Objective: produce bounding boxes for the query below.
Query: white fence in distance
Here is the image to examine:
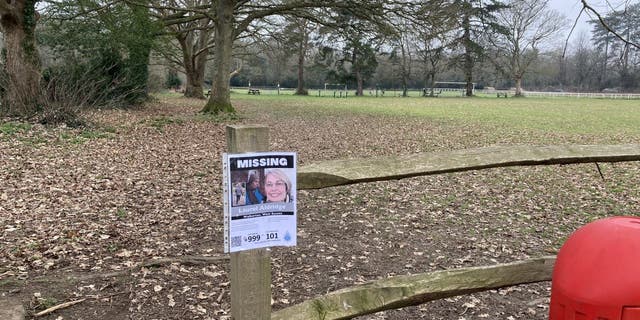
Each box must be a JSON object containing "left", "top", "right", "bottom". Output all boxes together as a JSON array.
[
  {"left": 230, "top": 86, "right": 640, "bottom": 99},
  {"left": 482, "top": 89, "right": 640, "bottom": 100}
]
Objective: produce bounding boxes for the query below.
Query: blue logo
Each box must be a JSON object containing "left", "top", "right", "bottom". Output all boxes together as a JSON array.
[{"left": 284, "top": 232, "right": 292, "bottom": 242}]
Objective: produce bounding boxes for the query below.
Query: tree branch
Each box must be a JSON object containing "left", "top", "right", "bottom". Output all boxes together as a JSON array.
[
  {"left": 581, "top": 0, "right": 640, "bottom": 50},
  {"left": 34, "top": 299, "right": 86, "bottom": 317},
  {"left": 562, "top": 7, "right": 586, "bottom": 58}
]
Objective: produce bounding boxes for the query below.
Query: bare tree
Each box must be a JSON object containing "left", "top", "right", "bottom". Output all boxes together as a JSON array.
[
  {"left": 570, "top": 32, "right": 599, "bottom": 90},
  {"left": 418, "top": 36, "right": 447, "bottom": 96},
  {"left": 159, "top": 0, "right": 213, "bottom": 99},
  {"left": 135, "top": 0, "right": 362, "bottom": 108},
  {"left": 392, "top": 12, "right": 449, "bottom": 97},
  {"left": 290, "top": 18, "right": 317, "bottom": 95},
  {"left": 390, "top": 19, "right": 414, "bottom": 97},
  {"left": 487, "top": 0, "right": 565, "bottom": 96},
  {"left": 197, "top": 1, "right": 409, "bottom": 114},
  {"left": 408, "top": 1, "right": 455, "bottom": 96}
]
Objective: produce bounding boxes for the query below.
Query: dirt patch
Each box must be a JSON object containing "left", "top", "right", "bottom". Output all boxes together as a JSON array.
[{"left": 2, "top": 96, "right": 640, "bottom": 319}]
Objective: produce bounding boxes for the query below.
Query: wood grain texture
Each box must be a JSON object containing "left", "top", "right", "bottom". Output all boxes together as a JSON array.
[
  {"left": 272, "top": 256, "right": 556, "bottom": 320},
  {"left": 298, "top": 144, "right": 640, "bottom": 189},
  {"left": 226, "top": 125, "right": 271, "bottom": 320}
]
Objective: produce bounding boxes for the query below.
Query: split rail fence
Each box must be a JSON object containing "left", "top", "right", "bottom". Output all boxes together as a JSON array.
[{"left": 227, "top": 126, "right": 640, "bottom": 320}]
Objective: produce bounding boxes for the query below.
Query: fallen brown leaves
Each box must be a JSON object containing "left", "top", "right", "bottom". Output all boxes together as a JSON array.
[{"left": 1, "top": 95, "right": 640, "bottom": 319}]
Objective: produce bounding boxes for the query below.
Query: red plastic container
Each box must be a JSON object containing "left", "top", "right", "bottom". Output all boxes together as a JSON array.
[{"left": 549, "top": 216, "right": 640, "bottom": 320}]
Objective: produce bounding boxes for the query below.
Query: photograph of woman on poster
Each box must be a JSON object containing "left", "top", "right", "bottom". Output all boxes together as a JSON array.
[
  {"left": 245, "top": 170, "right": 265, "bottom": 205},
  {"left": 264, "top": 169, "right": 293, "bottom": 203}
]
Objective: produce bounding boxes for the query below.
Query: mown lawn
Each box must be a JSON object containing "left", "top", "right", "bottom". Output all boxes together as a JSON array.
[{"left": 232, "top": 93, "right": 640, "bottom": 136}]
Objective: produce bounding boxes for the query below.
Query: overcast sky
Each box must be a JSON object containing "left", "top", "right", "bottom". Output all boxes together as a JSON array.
[{"left": 549, "top": 0, "right": 594, "bottom": 38}]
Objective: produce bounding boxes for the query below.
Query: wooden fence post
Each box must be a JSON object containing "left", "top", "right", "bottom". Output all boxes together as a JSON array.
[{"left": 226, "top": 125, "right": 271, "bottom": 320}]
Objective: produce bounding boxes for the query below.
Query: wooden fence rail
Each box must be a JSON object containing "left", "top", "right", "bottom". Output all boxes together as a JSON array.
[
  {"left": 298, "top": 144, "right": 640, "bottom": 189},
  {"left": 272, "top": 256, "right": 556, "bottom": 320},
  {"left": 271, "top": 144, "right": 640, "bottom": 320},
  {"left": 269, "top": 144, "right": 640, "bottom": 319}
]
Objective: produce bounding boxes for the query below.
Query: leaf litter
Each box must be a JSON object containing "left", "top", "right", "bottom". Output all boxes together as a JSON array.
[{"left": 1, "top": 96, "right": 640, "bottom": 319}]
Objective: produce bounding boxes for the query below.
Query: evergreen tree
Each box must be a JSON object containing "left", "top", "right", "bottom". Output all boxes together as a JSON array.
[
  {"left": 449, "top": 0, "right": 507, "bottom": 96},
  {"left": 590, "top": 3, "right": 640, "bottom": 90},
  {"left": 41, "top": 0, "right": 160, "bottom": 107}
]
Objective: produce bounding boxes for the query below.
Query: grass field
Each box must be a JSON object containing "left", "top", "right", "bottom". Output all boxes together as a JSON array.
[{"left": 229, "top": 92, "right": 640, "bottom": 137}]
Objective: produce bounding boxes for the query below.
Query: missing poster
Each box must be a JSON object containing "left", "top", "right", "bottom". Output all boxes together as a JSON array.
[{"left": 222, "top": 152, "right": 297, "bottom": 253}]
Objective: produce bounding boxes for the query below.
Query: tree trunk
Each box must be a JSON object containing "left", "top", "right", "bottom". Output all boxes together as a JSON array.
[
  {"left": 462, "top": 14, "right": 474, "bottom": 97},
  {"left": 621, "top": 25, "right": 631, "bottom": 90},
  {"left": 429, "top": 72, "right": 436, "bottom": 96},
  {"left": 182, "top": 31, "right": 209, "bottom": 99},
  {"left": 295, "top": 22, "right": 308, "bottom": 96},
  {"left": 0, "top": 0, "right": 44, "bottom": 118},
  {"left": 295, "top": 52, "right": 307, "bottom": 95},
  {"left": 557, "top": 57, "right": 566, "bottom": 89},
  {"left": 401, "top": 72, "right": 408, "bottom": 97},
  {"left": 353, "top": 51, "right": 363, "bottom": 96},
  {"left": 599, "top": 38, "right": 608, "bottom": 89},
  {"left": 423, "top": 76, "right": 428, "bottom": 96},
  {"left": 184, "top": 66, "right": 205, "bottom": 99},
  {"left": 400, "top": 59, "right": 408, "bottom": 97},
  {"left": 400, "top": 40, "right": 408, "bottom": 97},
  {"left": 202, "top": 0, "right": 235, "bottom": 114},
  {"left": 355, "top": 70, "right": 363, "bottom": 96},
  {"left": 514, "top": 76, "right": 523, "bottom": 96}
]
